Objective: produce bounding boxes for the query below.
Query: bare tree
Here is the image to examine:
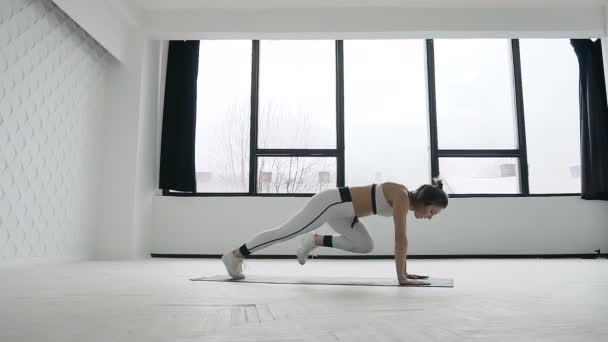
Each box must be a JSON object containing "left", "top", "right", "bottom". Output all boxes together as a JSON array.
[{"left": 205, "top": 101, "right": 250, "bottom": 191}]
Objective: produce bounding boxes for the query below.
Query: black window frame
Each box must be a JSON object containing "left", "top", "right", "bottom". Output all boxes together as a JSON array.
[{"left": 164, "top": 39, "right": 581, "bottom": 198}]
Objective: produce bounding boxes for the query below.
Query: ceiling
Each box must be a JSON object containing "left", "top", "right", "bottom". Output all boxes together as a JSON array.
[{"left": 125, "top": 0, "right": 608, "bottom": 10}]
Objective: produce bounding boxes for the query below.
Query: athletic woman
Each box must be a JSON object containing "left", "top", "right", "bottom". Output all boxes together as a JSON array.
[{"left": 222, "top": 180, "right": 448, "bottom": 286}]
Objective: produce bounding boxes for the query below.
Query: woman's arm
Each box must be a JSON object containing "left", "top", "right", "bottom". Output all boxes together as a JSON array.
[
  {"left": 392, "top": 189, "right": 430, "bottom": 286},
  {"left": 392, "top": 190, "right": 409, "bottom": 282}
]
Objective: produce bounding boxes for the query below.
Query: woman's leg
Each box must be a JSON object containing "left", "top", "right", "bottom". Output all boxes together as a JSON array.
[
  {"left": 295, "top": 217, "right": 374, "bottom": 265},
  {"left": 235, "top": 188, "right": 354, "bottom": 257},
  {"left": 322, "top": 217, "right": 374, "bottom": 254}
]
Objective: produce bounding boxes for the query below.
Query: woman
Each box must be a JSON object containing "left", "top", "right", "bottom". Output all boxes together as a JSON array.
[{"left": 222, "top": 180, "right": 448, "bottom": 286}]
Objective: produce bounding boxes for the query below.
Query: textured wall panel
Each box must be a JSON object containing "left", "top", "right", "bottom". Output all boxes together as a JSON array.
[{"left": 0, "top": 0, "right": 113, "bottom": 261}]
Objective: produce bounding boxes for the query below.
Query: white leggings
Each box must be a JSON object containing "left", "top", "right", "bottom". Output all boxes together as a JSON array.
[{"left": 239, "top": 187, "right": 374, "bottom": 256}]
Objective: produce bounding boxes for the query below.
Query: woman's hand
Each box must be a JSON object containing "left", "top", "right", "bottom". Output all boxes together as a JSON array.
[
  {"left": 398, "top": 277, "right": 430, "bottom": 286},
  {"left": 406, "top": 273, "right": 429, "bottom": 280}
]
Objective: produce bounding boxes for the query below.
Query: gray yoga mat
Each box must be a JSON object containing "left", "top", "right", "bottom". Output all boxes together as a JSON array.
[{"left": 191, "top": 275, "right": 453, "bottom": 287}]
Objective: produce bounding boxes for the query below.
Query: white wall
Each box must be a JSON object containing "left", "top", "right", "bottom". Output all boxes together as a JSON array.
[
  {"left": 96, "top": 52, "right": 137, "bottom": 259},
  {"left": 132, "top": 39, "right": 162, "bottom": 258},
  {"left": 152, "top": 196, "right": 608, "bottom": 256},
  {"left": 146, "top": 6, "right": 608, "bottom": 257},
  {"left": 0, "top": 0, "right": 113, "bottom": 263},
  {"left": 95, "top": 37, "right": 165, "bottom": 260},
  {"left": 47, "top": 0, "right": 160, "bottom": 260},
  {"left": 24, "top": 1, "right": 607, "bottom": 260},
  {"left": 40, "top": 0, "right": 163, "bottom": 260},
  {"left": 97, "top": 38, "right": 168, "bottom": 260},
  {"left": 51, "top": 0, "right": 137, "bottom": 62}
]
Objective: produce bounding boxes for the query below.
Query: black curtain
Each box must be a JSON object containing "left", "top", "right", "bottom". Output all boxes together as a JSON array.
[
  {"left": 159, "top": 41, "right": 200, "bottom": 192},
  {"left": 571, "top": 39, "right": 608, "bottom": 200}
]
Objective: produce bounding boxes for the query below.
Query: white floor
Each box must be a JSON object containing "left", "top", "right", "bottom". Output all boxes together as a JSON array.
[{"left": 1, "top": 258, "right": 607, "bottom": 342}]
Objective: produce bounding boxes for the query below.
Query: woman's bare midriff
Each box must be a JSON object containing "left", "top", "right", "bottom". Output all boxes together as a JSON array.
[{"left": 349, "top": 182, "right": 406, "bottom": 218}]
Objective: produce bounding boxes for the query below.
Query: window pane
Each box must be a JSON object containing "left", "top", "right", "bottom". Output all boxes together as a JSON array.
[
  {"left": 435, "top": 39, "right": 517, "bottom": 149},
  {"left": 258, "top": 41, "right": 336, "bottom": 149},
  {"left": 344, "top": 40, "right": 430, "bottom": 187},
  {"left": 439, "top": 158, "right": 520, "bottom": 194},
  {"left": 520, "top": 39, "right": 581, "bottom": 194},
  {"left": 257, "top": 157, "right": 336, "bottom": 193},
  {"left": 195, "top": 41, "right": 251, "bottom": 192}
]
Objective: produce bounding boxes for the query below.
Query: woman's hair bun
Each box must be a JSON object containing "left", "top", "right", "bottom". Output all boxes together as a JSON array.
[{"left": 432, "top": 177, "right": 444, "bottom": 190}]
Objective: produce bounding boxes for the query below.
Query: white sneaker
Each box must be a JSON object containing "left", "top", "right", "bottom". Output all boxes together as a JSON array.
[
  {"left": 296, "top": 233, "right": 318, "bottom": 265},
  {"left": 222, "top": 251, "right": 245, "bottom": 280}
]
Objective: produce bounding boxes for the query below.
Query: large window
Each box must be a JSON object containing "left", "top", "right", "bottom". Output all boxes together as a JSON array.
[
  {"left": 344, "top": 40, "right": 430, "bottom": 188},
  {"left": 432, "top": 39, "right": 523, "bottom": 195},
  {"left": 519, "top": 39, "right": 581, "bottom": 194},
  {"left": 258, "top": 41, "right": 336, "bottom": 149},
  {"left": 434, "top": 39, "right": 517, "bottom": 150},
  {"left": 439, "top": 158, "right": 520, "bottom": 194},
  {"left": 185, "top": 38, "right": 581, "bottom": 196},
  {"left": 256, "top": 41, "right": 337, "bottom": 194},
  {"left": 195, "top": 41, "right": 251, "bottom": 193},
  {"left": 257, "top": 157, "right": 337, "bottom": 194}
]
